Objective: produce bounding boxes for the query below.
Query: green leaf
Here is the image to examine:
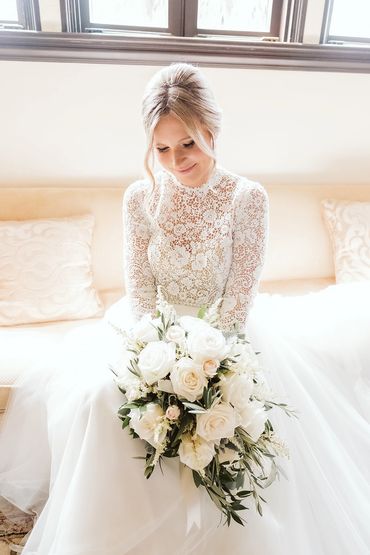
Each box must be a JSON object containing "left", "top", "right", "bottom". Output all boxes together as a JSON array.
[
  {"left": 182, "top": 402, "right": 207, "bottom": 414},
  {"left": 231, "top": 511, "right": 245, "bottom": 526},
  {"left": 197, "top": 306, "right": 206, "bottom": 319},
  {"left": 192, "top": 470, "right": 203, "bottom": 488}
]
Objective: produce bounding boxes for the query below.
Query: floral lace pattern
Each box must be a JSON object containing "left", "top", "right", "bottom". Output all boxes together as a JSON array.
[{"left": 123, "top": 167, "right": 268, "bottom": 331}]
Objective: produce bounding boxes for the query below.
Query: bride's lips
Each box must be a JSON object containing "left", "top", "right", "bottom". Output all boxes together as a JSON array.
[{"left": 176, "top": 163, "right": 197, "bottom": 174}]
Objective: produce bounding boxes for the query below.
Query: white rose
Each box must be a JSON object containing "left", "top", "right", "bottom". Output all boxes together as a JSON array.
[
  {"left": 238, "top": 400, "right": 268, "bottom": 442},
  {"left": 187, "top": 327, "right": 228, "bottom": 364},
  {"left": 132, "top": 314, "right": 160, "bottom": 343},
  {"left": 179, "top": 433, "right": 215, "bottom": 471},
  {"left": 129, "top": 403, "right": 166, "bottom": 448},
  {"left": 115, "top": 371, "right": 142, "bottom": 402},
  {"left": 138, "top": 341, "right": 176, "bottom": 385},
  {"left": 165, "top": 405, "right": 181, "bottom": 421},
  {"left": 196, "top": 402, "right": 237, "bottom": 442},
  {"left": 229, "top": 341, "right": 260, "bottom": 375},
  {"left": 203, "top": 359, "right": 220, "bottom": 377},
  {"left": 221, "top": 373, "right": 254, "bottom": 410},
  {"left": 178, "top": 315, "right": 209, "bottom": 332},
  {"left": 166, "top": 325, "right": 186, "bottom": 343},
  {"left": 170, "top": 357, "right": 208, "bottom": 402}
]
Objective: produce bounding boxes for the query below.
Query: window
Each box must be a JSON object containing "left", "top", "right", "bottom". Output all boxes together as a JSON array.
[
  {"left": 61, "top": 0, "right": 287, "bottom": 40},
  {"left": 322, "top": 0, "right": 370, "bottom": 45},
  {"left": 0, "top": 0, "right": 40, "bottom": 31}
]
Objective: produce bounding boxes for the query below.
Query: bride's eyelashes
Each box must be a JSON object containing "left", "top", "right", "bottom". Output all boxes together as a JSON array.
[{"left": 156, "top": 140, "right": 195, "bottom": 154}]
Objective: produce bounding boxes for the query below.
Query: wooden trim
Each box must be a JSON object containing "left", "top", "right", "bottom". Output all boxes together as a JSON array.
[
  {"left": 285, "top": 0, "right": 307, "bottom": 43},
  {"left": 270, "top": 0, "right": 284, "bottom": 38},
  {"left": 1, "top": 32, "right": 370, "bottom": 73}
]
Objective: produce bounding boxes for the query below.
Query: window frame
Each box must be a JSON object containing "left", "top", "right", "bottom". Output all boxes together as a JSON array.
[
  {"left": 0, "top": 1, "right": 369, "bottom": 73},
  {"left": 321, "top": 0, "right": 370, "bottom": 46},
  {"left": 61, "top": 0, "right": 286, "bottom": 39},
  {"left": 0, "top": 0, "right": 41, "bottom": 31}
]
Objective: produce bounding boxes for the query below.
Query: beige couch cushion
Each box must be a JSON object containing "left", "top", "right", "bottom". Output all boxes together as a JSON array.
[{"left": 321, "top": 199, "right": 370, "bottom": 283}]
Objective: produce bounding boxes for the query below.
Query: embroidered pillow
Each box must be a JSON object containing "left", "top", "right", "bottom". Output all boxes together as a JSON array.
[
  {"left": 321, "top": 200, "right": 370, "bottom": 283},
  {"left": 0, "top": 214, "right": 103, "bottom": 326}
]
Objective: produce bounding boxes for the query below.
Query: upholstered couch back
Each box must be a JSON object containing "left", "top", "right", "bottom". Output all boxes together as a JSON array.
[{"left": 1, "top": 183, "right": 369, "bottom": 293}]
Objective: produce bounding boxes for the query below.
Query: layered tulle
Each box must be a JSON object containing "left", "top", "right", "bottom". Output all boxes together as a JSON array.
[{"left": 1, "top": 282, "right": 369, "bottom": 554}]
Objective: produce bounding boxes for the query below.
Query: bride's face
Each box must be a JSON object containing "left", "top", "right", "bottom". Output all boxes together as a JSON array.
[{"left": 153, "top": 113, "right": 214, "bottom": 188}]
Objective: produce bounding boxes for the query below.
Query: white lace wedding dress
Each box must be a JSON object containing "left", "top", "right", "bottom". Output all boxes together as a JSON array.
[{"left": 1, "top": 167, "right": 369, "bottom": 555}]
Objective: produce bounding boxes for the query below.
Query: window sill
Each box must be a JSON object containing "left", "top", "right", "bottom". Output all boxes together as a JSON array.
[{"left": 0, "top": 31, "right": 370, "bottom": 73}]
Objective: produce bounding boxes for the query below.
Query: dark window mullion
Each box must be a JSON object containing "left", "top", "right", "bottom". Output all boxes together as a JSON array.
[
  {"left": 61, "top": 0, "right": 83, "bottom": 33},
  {"left": 320, "top": 0, "right": 334, "bottom": 44},
  {"left": 11, "top": 0, "right": 41, "bottom": 30},
  {"left": 168, "top": 0, "right": 184, "bottom": 36},
  {"left": 183, "top": 0, "right": 197, "bottom": 37},
  {"left": 284, "top": 0, "right": 308, "bottom": 43},
  {"left": 269, "top": 0, "right": 284, "bottom": 37}
]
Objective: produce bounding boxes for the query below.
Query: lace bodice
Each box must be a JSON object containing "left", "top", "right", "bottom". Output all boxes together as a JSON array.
[{"left": 123, "top": 166, "right": 269, "bottom": 331}]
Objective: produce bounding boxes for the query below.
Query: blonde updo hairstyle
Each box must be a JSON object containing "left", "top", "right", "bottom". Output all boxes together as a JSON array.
[{"left": 142, "top": 63, "right": 222, "bottom": 187}]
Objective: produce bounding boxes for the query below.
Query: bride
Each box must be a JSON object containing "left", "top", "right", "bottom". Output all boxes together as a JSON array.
[{"left": 1, "top": 63, "right": 369, "bottom": 555}]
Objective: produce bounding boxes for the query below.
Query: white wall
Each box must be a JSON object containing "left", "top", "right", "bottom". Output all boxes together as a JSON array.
[{"left": 1, "top": 60, "right": 370, "bottom": 189}]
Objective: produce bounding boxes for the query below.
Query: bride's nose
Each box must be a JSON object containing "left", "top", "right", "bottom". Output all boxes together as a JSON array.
[{"left": 172, "top": 149, "right": 186, "bottom": 169}]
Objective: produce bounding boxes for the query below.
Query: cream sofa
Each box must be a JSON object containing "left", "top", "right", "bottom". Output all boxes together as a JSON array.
[{"left": 1, "top": 182, "right": 369, "bottom": 419}]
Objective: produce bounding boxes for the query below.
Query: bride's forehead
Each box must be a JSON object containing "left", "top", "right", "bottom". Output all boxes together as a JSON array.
[{"left": 154, "top": 114, "right": 189, "bottom": 141}]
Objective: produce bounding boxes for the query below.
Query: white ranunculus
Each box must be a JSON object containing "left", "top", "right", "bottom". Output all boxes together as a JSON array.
[
  {"left": 187, "top": 327, "right": 229, "bottom": 364},
  {"left": 196, "top": 402, "right": 237, "bottom": 442},
  {"left": 229, "top": 341, "right": 260, "bottom": 375},
  {"left": 138, "top": 341, "right": 176, "bottom": 385},
  {"left": 170, "top": 357, "right": 208, "bottom": 402},
  {"left": 238, "top": 400, "right": 268, "bottom": 442},
  {"left": 179, "top": 433, "right": 215, "bottom": 471},
  {"left": 129, "top": 403, "right": 166, "bottom": 448},
  {"left": 132, "top": 314, "right": 160, "bottom": 343},
  {"left": 220, "top": 372, "right": 254, "bottom": 410},
  {"left": 166, "top": 325, "right": 186, "bottom": 343}
]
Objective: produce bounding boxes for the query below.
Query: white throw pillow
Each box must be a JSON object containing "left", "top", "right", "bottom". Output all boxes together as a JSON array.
[
  {"left": 0, "top": 214, "right": 103, "bottom": 326},
  {"left": 321, "top": 199, "right": 370, "bottom": 283}
]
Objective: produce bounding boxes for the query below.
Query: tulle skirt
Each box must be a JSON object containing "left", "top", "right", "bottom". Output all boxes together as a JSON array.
[{"left": 1, "top": 282, "right": 369, "bottom": 554}]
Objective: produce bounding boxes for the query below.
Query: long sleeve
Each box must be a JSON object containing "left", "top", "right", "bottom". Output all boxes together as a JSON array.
[
  {"left": 122, "top": 181, "right": 157, "bottom": 321},
  {"left": 218, "top": 182, "right": 269, "bottom": 332}
]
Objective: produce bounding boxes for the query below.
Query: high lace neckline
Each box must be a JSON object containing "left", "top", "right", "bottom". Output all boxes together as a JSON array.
[{"left": 163, "top": 165, "right": 222, "bottom": 194}]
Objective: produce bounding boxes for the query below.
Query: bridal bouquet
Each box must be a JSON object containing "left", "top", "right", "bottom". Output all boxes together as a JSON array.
[{"left": 110, "top": 291, "right": 297, "bottom": 526}]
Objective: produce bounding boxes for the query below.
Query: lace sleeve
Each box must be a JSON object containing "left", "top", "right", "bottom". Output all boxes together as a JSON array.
[
  {"left": 123, "top": 181, "right": 157, "bottom": 321},
  {"left": 218, "top": 182, "right": 269, "bottom": 332}
]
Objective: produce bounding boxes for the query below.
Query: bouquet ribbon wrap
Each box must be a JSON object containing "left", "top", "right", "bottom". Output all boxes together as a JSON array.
[{"left": 181, "top": 465, "right": 202, "bottom": 533}]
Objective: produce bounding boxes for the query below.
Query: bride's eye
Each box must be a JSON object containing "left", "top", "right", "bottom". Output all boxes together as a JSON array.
[
  {"left": 156, "top": 146, "right": 169, "bottom": 153},
  {"left": 183, "top": 140, "right": 195, "bottom": 148}
]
